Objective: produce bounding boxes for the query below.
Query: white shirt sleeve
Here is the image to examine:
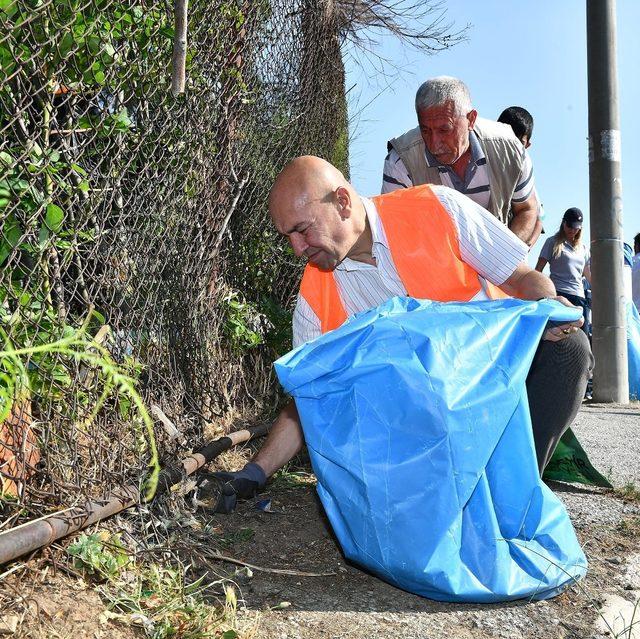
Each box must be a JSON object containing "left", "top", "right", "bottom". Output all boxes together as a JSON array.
[
  {"left": 511, "top": 148, "right": 536, "bottom": 204},
  {"left": 292, "top": 293, "right": 321, "bottom": 348},
  {"left": 433, "top": 185, "right": 528, "bottom": 286},
  {"left": 381, "top": 149, "right": 413, "bottom": 194}
]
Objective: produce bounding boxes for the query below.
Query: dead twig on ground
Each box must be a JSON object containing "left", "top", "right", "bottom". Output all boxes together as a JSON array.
[{"left": 200, "top": 548, "right": 336, "bottom": 577}]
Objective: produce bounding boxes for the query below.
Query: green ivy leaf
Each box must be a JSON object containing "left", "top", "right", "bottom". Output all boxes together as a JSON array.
[
  {"left": 86, "top": 34, "right": 101, "bottom": 55},
  {"left": 45, "top": 203, "right": 64, "bottom": 232},
  {"left": 158, "top": 25, "right": 174, "bottom": 39},
  {"left": 0, "top": 212, "right": 23, "bottom": 265},
  {"left": 18, "top": 291, "right": 32, "bottom": 307},
  {"left": 77, "top": 115, "right": 93, "bottom": 129},
  {"left": 29, "top": 143, "right": 43, "bottom": 159},
  {"left": 113, "top": 109, "right": 132, "bottom": 131},
  {"left": 0, "top": 0, "right": 18, "bottom": 19},
  {"left": 58, "top": 31, "right": 75, "bottom": 59}
]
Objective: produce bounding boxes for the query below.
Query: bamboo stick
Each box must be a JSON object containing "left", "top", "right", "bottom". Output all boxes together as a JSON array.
[
  {"left": 0, "top": 422, "right": 270, "bottom": 565},
  {"left": 171, "top": 0, "right": 189, "bottom": 95}
]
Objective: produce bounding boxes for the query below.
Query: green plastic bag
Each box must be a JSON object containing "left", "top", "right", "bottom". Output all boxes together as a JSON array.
[{"left": 543, "top": 427, "right": 612, "bottom": 488}]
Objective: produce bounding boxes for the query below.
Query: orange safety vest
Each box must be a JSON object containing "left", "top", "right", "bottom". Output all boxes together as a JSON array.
[{"left": 299, "top": 185, "right": 508, "bottom": 334}]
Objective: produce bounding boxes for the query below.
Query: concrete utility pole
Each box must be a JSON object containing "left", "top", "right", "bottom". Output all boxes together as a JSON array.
[{"left": 586, "top": 0, "right": 628, "bottom": 403}]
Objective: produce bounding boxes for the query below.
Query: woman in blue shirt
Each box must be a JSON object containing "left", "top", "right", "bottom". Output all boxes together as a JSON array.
[{"left": 536, "top": 207, "right": 591, "bottom": 335}]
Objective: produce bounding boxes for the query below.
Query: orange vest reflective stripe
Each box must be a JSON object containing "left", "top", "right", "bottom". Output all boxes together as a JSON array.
[{"left": 300, "top": 185, "right": 508, "bottom": 334}]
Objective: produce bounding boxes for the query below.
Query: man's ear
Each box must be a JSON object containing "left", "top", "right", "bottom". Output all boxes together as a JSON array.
[
  {"left": 467, "top": 109, "right": 478, "bottom": 130},
  {"left": 336, "top": 186, "right": 351, "bottom": 218}
]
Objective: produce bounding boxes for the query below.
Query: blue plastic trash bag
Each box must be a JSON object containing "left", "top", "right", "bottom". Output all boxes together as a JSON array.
[
  {"left": 275, "top": 297, "right": 587, "bottom": 603},
  {"left": 623, "top": 243, "right": 640, "bottom": 399},
  {"left": 624, "top": 242, "right": 634, "bottom": 268},
  {"left": 623, "top": 242, "right": 640, "bottom": 399},
  {"left": 628, "top": 302, "right": 640, "bottom": 400}
]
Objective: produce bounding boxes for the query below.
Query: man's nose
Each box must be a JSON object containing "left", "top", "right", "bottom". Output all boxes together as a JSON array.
[
  {"left": 424, "top": 131, "right": 439, "bottom": 149},
  {"left": 289, "top": 232, "right": 308, "bottom": 257}
]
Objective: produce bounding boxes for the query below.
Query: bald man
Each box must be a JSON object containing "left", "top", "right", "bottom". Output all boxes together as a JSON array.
[{"left": 211, "top": 156, "right": 592, "bottom": 513}]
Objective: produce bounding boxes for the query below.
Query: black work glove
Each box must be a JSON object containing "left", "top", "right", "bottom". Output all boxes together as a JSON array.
[{"left": 205, "top": 462, "right": 267, "bottom": 514}]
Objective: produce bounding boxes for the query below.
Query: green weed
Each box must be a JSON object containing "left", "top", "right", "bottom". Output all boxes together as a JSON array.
[
  {"left": 67, "top": 532, "right": 129, "bottom": 579},
  {"left": 220, "top": 290, "right": 264, "bottom": 353},
  {"left": 218, "top": 527, "right": 255, "bottom": 549},
  {"left": 100, "top": 561, "right": 256, "bottom": 638},
  {"left": 270, "top": 466, "right": 316, "bottom": 491},
  {"left": 0, "top": 311, "right": 160, "bottom": 498},
  {"left": 64, "top": 528, "right": 259, "bottom": 637},
  {"left": 618, "top": 517, "right": 640, "bottom": 537},
  {"left": 616, "top": 483, "right": 640, "bottom": 502}
]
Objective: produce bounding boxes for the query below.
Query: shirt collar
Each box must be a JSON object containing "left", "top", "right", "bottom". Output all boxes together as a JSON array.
[
  {"left": 423, "top": 129, "right": 485, "bottom": 169},
  {"left": 335, "top": 197, "right": 388, "bottom": 271}
]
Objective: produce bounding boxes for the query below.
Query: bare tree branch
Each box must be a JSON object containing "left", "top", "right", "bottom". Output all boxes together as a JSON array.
[{"left": 333, "top": 0, "right": 467, "bottom": 53}]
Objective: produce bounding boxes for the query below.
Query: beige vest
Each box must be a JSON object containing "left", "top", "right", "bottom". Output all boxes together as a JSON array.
[{"left": 387, "top": 117, "right": 524, "bottom": 225}]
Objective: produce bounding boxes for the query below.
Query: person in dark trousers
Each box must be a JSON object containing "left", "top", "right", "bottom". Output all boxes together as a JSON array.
[
  {"left": 213, "top": 156, "right": 592, "bottom": 513},
  {"left": 535, "top": 207, "right": 591, "bottom": 335}
]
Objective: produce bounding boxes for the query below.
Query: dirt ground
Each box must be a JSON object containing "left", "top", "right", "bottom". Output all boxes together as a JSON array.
[
  {"left": 3, "top": 477, "right": 639, "bottom": 639},
  {"left": 200, "top": 475, "right": 640, "bottom": 639},
  {"left": 0, "top": 564, "right": 140, "bottom": 639},
  {"left": 2, "top": 403, "right": 640, "bottom": 638}
]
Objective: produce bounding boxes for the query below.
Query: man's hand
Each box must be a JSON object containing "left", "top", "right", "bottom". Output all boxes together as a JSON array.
[
  {"left": 198, "top": 401, "right": 305, "bottom": 513},
  {"left": 206, "top": 462, "right": 267, "bottom": 514},
  {"left": 542, "top": 295, "right": 584, "bottom": 342}
]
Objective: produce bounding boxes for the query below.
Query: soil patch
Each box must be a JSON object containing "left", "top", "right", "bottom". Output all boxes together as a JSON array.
[
  {"left": 199, "top": 475, "right": 640, "bottom": 639},
  {"left": 1, "top": 565, "right": 139, "bottom": 639}
]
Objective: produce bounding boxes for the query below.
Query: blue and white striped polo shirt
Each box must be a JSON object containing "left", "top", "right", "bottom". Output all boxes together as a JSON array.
[{"left": 381, "top": 130, "right": 535, "bottom": 209}]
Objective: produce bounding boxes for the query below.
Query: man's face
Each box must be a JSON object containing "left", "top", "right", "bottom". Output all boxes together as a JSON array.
[
  {"left": 272, "top": 195, "right": 351, "bottom": 271},
  {"left": 417, "top": 101, "right": 476, "bottom": 166}
]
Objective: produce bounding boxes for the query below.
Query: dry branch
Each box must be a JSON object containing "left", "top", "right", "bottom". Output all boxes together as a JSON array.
[
  {"left": 201, "top": 548, "right": 337, "bottom": 577},
  {"left": 335, "top": 0, "right": 467, "bottom": 53}
]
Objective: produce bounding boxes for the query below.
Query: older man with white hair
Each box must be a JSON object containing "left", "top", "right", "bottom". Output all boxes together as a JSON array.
[{"left": 383, "top": 76, "right": 541, "bottom": 247}]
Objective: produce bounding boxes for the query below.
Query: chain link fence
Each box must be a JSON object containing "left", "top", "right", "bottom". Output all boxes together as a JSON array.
[{"left": 0, "top": 0, "right": 350, "bottom": 524}]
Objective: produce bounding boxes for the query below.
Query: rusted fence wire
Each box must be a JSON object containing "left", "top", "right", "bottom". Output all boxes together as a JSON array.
[
  {"left": 1, "top": 0, "right": 462, "bottom": 535},
  {"left": 0, "top": 0, "right": 349, "bottom": 524}
]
